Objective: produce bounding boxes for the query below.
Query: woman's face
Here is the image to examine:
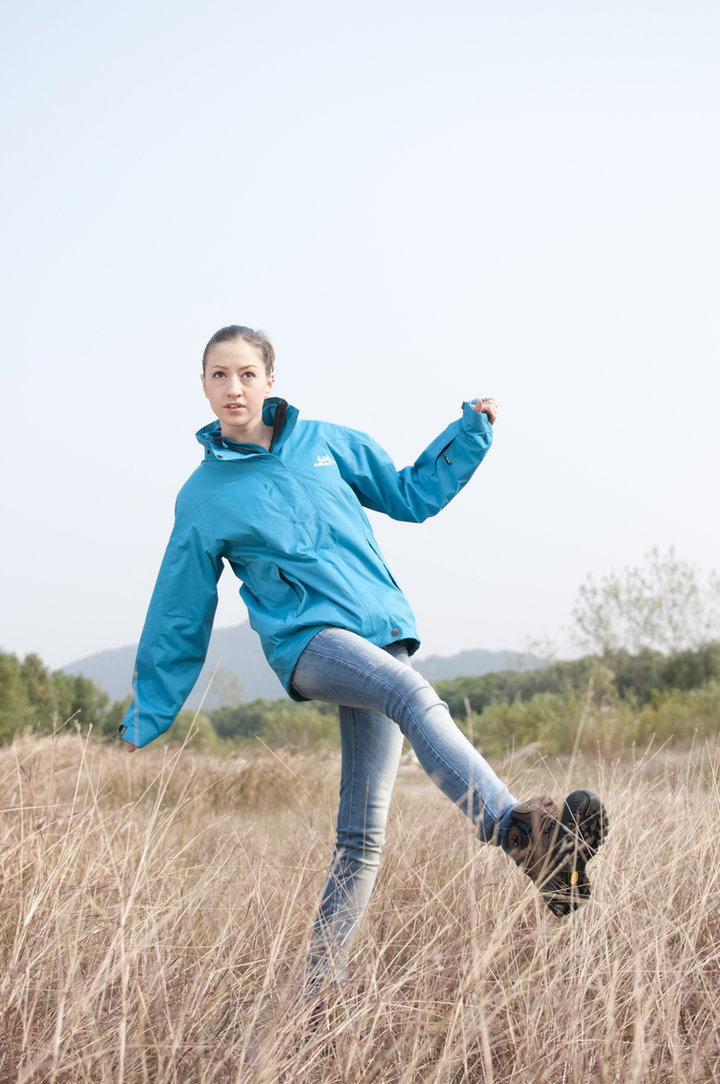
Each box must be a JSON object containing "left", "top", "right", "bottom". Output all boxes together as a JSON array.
[{"left": 201, "top": 338, "right": 275, "bottom": 442}]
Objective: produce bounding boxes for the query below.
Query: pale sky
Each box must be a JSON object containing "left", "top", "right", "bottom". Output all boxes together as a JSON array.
[{"left": 2, "top": 0, "right": 719, "bottom": 672}]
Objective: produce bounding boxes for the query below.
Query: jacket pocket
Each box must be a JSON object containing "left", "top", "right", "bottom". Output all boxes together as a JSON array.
[{"left": 363, "top": 533, "right": 401, "bottom": 589}]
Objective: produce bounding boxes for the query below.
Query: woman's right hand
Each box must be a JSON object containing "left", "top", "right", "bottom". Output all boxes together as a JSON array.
[{"left": 473, "top": 396, "right": 498, "bottom": 425}]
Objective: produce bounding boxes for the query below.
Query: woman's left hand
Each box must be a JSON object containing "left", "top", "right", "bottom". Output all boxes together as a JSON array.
[{"left": 472, "top": 397, "right": 498, "bottom": 425}]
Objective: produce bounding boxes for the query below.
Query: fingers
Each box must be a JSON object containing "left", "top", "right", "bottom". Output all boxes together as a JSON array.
[
  {"left": 126, "top": 742, "right": 138, "bottom": 753},
  {"left": 471, "top": 397, "right": 498, "bottom": 425}
]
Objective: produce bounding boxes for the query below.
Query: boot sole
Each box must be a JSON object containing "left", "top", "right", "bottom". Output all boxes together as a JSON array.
[{"left": 541, "top": 790, "right": 608, "bottom": 917}]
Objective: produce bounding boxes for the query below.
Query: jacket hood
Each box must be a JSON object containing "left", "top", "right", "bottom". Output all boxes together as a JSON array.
[{"left": 196, "top": 398, "right": 298, "bottom": 459}]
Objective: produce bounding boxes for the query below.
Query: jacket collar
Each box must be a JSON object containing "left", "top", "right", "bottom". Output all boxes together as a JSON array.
[{"left": 196, "top": 398, "right": 298, "bottom": 460}]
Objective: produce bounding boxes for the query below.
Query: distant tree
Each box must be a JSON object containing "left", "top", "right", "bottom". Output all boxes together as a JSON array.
[
  {"left": 210, "top": 667, "right": 244, "bottom": 707},
  {"left": 211, "top": 699, "right": 276, "bottom": 740},
  {"left": 0, "top": 651, "right": 29, "bottom": 741},
  {"left": 606, "top": 647, "right": 666, "bottom": 704},
  {"left": 0, "top": 649, "right": 111, "bottom": 741},
  {"left": 571, "top": 547, "right": 720, "bottom": 656},
  {"left": 659, "top": 642, "right": 720, "bottom": 692},
  {"left": 48, "top": 671, "right": 110, "bottom": 732},
  {"left": 98, "top": 695, "right": 133, "bottom": 737},
  {"left": 20, "top": 653, "right": 53, "bottom": 718},
  {"left": 155, "top": 709, "right": 221, "bottom": 752},
  {"left": 209, "top": 698, "right": 338, "bottom": 746}
]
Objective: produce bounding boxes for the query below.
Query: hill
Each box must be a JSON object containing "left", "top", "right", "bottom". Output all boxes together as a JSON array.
[
  {"left": 62, "top": 623, "right": 284, "bottom": 708},
  {"left": 413, "top": 646, "right": 544, "bottom": 681}
]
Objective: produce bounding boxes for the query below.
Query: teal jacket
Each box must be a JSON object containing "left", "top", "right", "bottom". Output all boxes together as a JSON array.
[{"left": 120, "top": 398, "right": 493, "bottom": 747}]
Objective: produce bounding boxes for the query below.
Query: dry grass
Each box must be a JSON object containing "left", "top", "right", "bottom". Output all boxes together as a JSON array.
[{"left": 1, "top": 730, "right": 719, "bottom": 1083}]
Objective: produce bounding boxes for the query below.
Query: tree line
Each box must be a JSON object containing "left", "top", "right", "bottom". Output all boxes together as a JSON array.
[
  {"left": 2, "top": 640, "right": 719, "bottom": 756},
  {"left": 3, "top": 549, "right": 719, "bottom": 755},
  {"left": 0, "top": 651, "right": 110, "bottom": 744}
]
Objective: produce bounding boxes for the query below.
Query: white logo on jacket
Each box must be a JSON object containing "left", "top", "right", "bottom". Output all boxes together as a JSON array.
[{"left": 314, "top": 454, "right": 335, "bottom": 467}]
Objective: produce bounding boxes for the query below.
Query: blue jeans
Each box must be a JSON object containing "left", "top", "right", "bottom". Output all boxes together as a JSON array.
[{"left": 291, "top": 627, "right": 519, "bottom": 987}]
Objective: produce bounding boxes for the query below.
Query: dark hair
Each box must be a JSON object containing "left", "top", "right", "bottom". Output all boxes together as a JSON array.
[{"left": 202, "top": 325, "right": 275, "bottom": 375}]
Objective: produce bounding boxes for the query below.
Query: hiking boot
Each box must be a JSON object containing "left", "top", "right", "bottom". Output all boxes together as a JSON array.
[{"left": 506, "top": 790, "right": 609, "bottom": 917}]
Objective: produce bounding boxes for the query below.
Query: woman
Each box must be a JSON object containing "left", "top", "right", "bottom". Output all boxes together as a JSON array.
[{"left": 119, "top": 325, "right": 608, "bottom": 989}]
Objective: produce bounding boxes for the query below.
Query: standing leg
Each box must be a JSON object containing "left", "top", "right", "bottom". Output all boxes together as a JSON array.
[{"left": 305, "top": 692, "right": 404, "bottom": 988}]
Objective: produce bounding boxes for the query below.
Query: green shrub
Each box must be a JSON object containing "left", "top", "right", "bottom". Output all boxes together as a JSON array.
[
  {"left": 210, "top": 698, "right": 339, "bottom": 748},
  {"left": 636, "top": 680, "right": 720, "bottom": 745},
  {"left": 155, "top": 709, "right": 223, "bottom": 753}
]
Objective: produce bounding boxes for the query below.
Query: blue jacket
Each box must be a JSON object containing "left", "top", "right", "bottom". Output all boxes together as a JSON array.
[{"left": 120, "top": 398, "right": 493, "bottom": 747}]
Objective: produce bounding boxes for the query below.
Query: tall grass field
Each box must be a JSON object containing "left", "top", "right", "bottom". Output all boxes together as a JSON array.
[{"left": 1, "top": 730, "right": 719, "bottom": 1082}]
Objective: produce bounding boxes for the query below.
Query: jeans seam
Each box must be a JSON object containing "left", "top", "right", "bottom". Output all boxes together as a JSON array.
[
  {"left": 339, "top": 706, "right": 358, "bottom": 848},
  {"left": 339, "top": 706, "right": 383, "bottom": 861}
]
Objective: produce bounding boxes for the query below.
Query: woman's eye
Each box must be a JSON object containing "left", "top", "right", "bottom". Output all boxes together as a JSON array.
[
  {"left": 212, "top": 371, "right": 226, "bottom": 379},
  {"left": 242, "top": 371, "right": 256, "bottom": 380}
]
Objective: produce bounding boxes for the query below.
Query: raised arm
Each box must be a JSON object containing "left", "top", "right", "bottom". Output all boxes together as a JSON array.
[{"left": 332, "top": 399, "right": 496, "bottom": 523}]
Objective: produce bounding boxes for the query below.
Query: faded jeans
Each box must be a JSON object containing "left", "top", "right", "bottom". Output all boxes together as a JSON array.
[{"left": 291, "top": 627, "right": 519, "bottom": 987}]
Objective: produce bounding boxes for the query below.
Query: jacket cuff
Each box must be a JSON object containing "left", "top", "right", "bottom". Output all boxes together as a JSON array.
[{"left": 460, "top": 399, "right": 493, "bottom": 436}]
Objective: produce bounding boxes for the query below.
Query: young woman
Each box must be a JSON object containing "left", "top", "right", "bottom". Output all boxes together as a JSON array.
[{"left": 119, "top": 325, "right": 608, "bottom": 989}]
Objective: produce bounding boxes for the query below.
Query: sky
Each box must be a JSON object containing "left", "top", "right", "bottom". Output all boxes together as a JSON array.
[{"left": 1, "top": 0, "right": 719, "bottom": 673}]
